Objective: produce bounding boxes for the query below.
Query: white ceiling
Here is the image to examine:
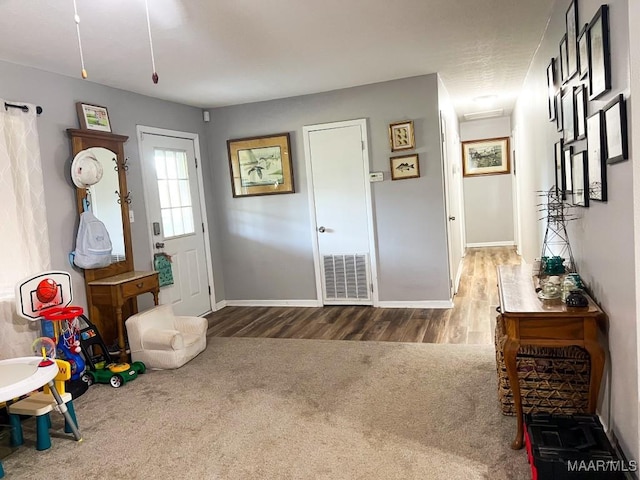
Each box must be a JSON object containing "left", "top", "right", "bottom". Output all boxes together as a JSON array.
[{"left": 0, "top": 0, "right": 555, "bottom": 118}]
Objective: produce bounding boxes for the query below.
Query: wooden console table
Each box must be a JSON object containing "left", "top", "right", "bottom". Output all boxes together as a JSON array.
[
  {"left": 497, "top": 265, "right": 605, "bottom": 450},
  {"left": 87, "top": 271, "right": 159, "bottom": 362}
]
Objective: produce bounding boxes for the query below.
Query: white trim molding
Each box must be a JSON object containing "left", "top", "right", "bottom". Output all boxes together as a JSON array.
[
  {"left": 224, "top": 300, "right": 322, "bottom": 308},
  {"left": 466, "top": 241, "right": 515, "bottom": 248},
  {"left": 377, "top": 300, "right": 453, "bottom": 309},
  {"left": 215, "top": 300, "right": 228, "bottom": 310}
]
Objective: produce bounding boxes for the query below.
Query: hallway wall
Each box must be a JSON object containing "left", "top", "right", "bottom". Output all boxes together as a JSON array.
[{"left": 513, "top": 0, "right": 637, "bottom": 461}]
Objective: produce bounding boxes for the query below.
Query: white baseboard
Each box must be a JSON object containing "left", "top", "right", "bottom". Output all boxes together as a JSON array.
[
  {"left": 377, "top": 300, "right": 453, "bottom": 309},
  {"left": 466, "top": 241, "right": 515, "bottom": 248},
  {"left": 214, "top": 300, "right": 227, "bottom": 311},
  {"left": 224, "top": 299, "right": 322, "bottom": 307}
]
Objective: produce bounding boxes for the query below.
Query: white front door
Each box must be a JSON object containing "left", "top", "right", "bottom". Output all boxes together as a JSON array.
[
  {"left": 139, "top": 130, "right": 212, "bottom": 316},
  {"left": 303, "top": 119, "right": 377, "bottom": 305}
]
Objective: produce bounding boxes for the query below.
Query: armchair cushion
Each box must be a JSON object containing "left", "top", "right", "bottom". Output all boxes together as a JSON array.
[{"left": 125, "top": 304, "right": 207, "bottom": 370}]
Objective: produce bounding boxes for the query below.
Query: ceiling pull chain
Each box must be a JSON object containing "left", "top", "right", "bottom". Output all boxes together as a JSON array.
[
  {"left": 72, "top": 0, "right": 87, "bottom": 79},
  {"left": 145, "top": 0, "right": 159, "bottom": 84}
]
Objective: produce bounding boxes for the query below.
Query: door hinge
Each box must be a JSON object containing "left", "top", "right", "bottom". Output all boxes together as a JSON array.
[
  {"left": 195, "top": 157, "right": 198, "bottom": 168},
  {"left": 208, "top": 285, "right": 211, "bottom": 295},
  {"left": 370, "top": 283, "right": 373, "bottom": 292},
  {"left": 202, "top": 222, "right": 205, "bottom": 233},
  {"left": 361, "top": 141, "right": 365, "bottom": 150}
]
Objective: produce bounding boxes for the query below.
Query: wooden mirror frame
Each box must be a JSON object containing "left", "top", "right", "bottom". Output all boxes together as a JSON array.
[{"left": 67, "top": 129, "right": 132, "bottom": 282}]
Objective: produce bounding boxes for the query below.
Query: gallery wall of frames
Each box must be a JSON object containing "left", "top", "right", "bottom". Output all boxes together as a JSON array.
[{"left": 547, "top": 2, "right": 628, "bottom": 207}]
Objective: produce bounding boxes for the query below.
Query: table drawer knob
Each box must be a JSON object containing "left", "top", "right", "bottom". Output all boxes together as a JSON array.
[{"left": 136, "top": 282, "right": 144, "bottom": 288}]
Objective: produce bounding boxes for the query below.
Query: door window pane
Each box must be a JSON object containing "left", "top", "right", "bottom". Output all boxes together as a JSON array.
[{"left": 154, "top": 147, "right": 195, "bottom": 239}]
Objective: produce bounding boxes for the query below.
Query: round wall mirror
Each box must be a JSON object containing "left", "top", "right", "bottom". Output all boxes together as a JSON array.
[{"left": 86, "top": 147, "right": 126, "bottom": 261}]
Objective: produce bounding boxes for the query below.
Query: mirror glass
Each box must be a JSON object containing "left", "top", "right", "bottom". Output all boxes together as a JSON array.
[{"left": 86, "top": 147, "right": 125, "bottom": 261}]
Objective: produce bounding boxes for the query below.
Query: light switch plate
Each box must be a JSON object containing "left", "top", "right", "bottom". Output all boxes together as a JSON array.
[{"left": 129, "top": 210, "right": 134, "bottom": 223}]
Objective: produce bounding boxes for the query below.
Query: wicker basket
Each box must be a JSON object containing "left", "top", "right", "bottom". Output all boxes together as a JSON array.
[{"left": 495, "top": 315, "right": 591, "bottom": 416}]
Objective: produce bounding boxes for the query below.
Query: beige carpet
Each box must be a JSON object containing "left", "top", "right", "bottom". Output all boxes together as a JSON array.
[{"left": 3, "top": 337, "right": 529, "bottom": 479}]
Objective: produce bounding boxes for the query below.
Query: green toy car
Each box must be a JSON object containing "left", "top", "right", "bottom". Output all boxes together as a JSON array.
[{"left": 81, "top": 361, "right": 146, "bottom": 388}]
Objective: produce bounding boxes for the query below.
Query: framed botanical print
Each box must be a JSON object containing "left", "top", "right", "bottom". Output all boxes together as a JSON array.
[
  {"left": 603, "top": 94, "right": 629, "bottom": 164},
  {"left": 578, "top": 24, "right": 589, "bottom": 80},
  {"left": 574, "top": 84, "right": 587, "bottom": 141},
  {"left": 572, "top": 151, "right": 588, "bottom": 207},
  {"left": 565, "top": 0, "right": 579, "bottom": 80},
  {"left": 587, "top": 5, "right": 611, "bottom": 100},
  {"left": 559, "top": 35, "right": 569, "bottom": 84},
  {"left": 554, "top": 139, "right": 564, "bottom": 198},
  {"left": 389, "top": 121, "right": 415, "bottom": 152},
  {"left": 561, "top": 88, "right": 575, "bottom": 144},
  {"left": 547, "top": 58, "right": 557, "bottom": 121},
  {"left": 562, "top": 146, "right": 574, "bottom": 196},
  {"left": 586, "top": 111, "right": 606, "bottom": 201}
]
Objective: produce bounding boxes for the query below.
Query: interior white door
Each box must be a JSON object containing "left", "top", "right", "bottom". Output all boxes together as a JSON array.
[
  {"left": 305, "top": 120, "right": 374, "bottom": 305},
  {"left": 140, "top": 133, "right": 211, "bottom": 316}
]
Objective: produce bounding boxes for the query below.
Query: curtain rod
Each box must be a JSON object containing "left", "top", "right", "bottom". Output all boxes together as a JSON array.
[{"left": 4, "top": 102, "right": 43, "bottom": 115}]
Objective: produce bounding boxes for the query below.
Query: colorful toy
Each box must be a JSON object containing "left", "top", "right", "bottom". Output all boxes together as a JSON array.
[{"left": 77, "top": 315, "right": 145, "bottom": 388}]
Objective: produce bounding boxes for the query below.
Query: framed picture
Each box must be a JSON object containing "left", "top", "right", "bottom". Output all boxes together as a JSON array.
[
  {"left": 227, "top": 133, "right": 295, "bottom": 197},
  {"left": 562, "top": 146, "right": 574, "bottom": 196},
  {"left": 547, "top": 58, "right": 557, "bottom": 121},
  {"left": 565, "top": 0, "right": 579, "bottom": 80},
  {"left": 572, "top": 151, "right": 589, "bottom": 207},
  {"left": 76, "top": 102, "right": 111, "bottom": 132},
  {"left": 578, "top": 24, "right": 589, "bottom": 79},
  {"left": 586, "top": 111, "right": 607, "bottom": 201},
  {"left": 574, "top": 85, "right": 587, "bottom": 141},
  {"left": 461, "top": 137, "right": 510, "bottom": 177},
  {"left": 389, "top": 120, "right": 415, "bottom": 152},
  {"left": 561, "top": 88, "right": 575, "bottom": 144},
  {"left": 587, "top": 5, "right": 611, "bottom": 100},
  {"left": 603, "top": 94, "right": 629, "bottom": 164},
  {"left": 554, "top": 140, "right": 564, "bottom": 198},
  {"left": 390, "top": 154, "right": 420, "bottom": 180},
  {"left": 555, "top": 91, "right": 563, "bottom": 132},
  {"left": 559, "top": 35, "right": 569, "bottom": 84}
]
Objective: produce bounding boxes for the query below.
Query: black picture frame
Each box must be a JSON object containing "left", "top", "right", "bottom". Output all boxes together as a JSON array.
[
  {"left": 547, "top": 58, "right": 557, "bottom": 121},
  {"left": 565, "top": 0, "right": 579, "bottom": 80},
  {"left": 604, "top": 94, "right": 629, "bottom": 164},
  {"left": 587, "top": 110, "right": 607, "bottom": 201},
  {"left": 560, "top": 34, "right": 569, "bottom": 84},
  {"left": 578, "top": 24, "right": 589, "bottom": 80},
  {"left": 561, "top": 88, "right": 575, "bottom": 144},
  {"left": 572, "top": 151, "right": 589, "bottom": 207},
  {"left": 555, "top": 91, "right": 563, "bottom": 132},
  {"left": 574, "top": 84, "right": 587, "bottom": 141},
  {"left": 562, "top": 146, "right": 574, "bottom": 197},
  {"left": 587, "top": 5, "right": 611, "bottom": 101},
  {"left": 554, "top": 139, "right": 565, "bottom": 199}
]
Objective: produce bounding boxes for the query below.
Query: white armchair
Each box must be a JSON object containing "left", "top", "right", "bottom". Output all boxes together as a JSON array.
[{"left": 125, "top": 304, "right": 207, "bottom": 370}]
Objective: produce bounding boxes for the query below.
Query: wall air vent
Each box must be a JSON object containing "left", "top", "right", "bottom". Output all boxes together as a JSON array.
[{"left": 322, "top": 254, "right": 370, "bottom": 304}]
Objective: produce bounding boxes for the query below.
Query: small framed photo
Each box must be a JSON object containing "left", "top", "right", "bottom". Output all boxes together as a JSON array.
[
  {"left": 604, "top": 94, "right": 629, "bottom": 164},
  {"left": 554, "top": 140, "right": 564, "bottom": 198},
  {"left": 76, "top": 102, "right": 111, "bottom": 132},
  {"left": 587, "top": 5, "right": 611, "bottom": 100},
  {"left": 562, "top": 146, "right": 574, "bottom": 196},
  {"left": 547, "top": 58, "right": 557, "bottom": 121},
  {"left": 555, "top": 91, "right": 563, "bottom": 132},
  {"left": 578, "top": 24, "right": 589, "bottom": 79},
  {"left": 574, "top": 85, "right": 587, "bottom": 141},
  {"left": 561, "top": 88, "right": 575, "bottom": 144},
  {"left": 587, "top": 111, "right": 607, "bottom": 201},
  {"left": 389, "top": 120, "right": 415, "bottom": 152},
  {"left": 227, "top": 133, "right": 295, "bottom": 197},
  {"left": 390, "top": 154, "right": 420, "bottom": 180},
  {"left": 565, "top": 0, "right": 579, "bottom": 80},
  {"left": 572, "top": 151, "right": 589, "bottom": 207},
  {"left": 559, "top": 35, "right": 569, "bottom": 84},
  {"left": 461, "top": 137, "right": 510, "bottom": 177}
]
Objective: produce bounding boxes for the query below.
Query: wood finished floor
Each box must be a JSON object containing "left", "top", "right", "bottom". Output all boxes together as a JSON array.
[{"left": 206, "top": 247, "right": 522, "bottom": 345}]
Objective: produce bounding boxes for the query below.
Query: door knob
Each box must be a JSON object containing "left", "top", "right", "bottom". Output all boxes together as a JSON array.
[
  {"left": 449, "top": 216, "right": 456, "bottom": 221},
  {"left": 318, "top": 226, "right": 326, "bottom": 233},
  {"left": 155, "top": 242, "right": 165, "bottom": 249}
]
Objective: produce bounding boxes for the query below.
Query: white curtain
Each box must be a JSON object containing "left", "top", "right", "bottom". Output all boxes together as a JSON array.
[{"left": 0, "top": 100, "right": 50, "bottom": 357}]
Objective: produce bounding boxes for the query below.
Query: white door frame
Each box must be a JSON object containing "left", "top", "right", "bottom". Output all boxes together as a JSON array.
[
  {"left": 136, "top": 125, "right": 217, "bottom": 313},
  {"left": 302, "top": 118, "right": 380, "bottom": 306}
]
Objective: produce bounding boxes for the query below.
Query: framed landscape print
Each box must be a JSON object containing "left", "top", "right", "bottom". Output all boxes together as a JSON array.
[
  {"left": 586, "top": 111, "right": 606, "bottom": 201},
  {"left": 389, "top": 120, "right": 415, "bottom": 152},
  {"left": 461, "top": 137, "right": 510, "bottom": 177},
  {"left": 587, "top": 5, "right": 611, "bottom": 100},
  {"left": 574, "top": 84, "right": 587, "bottom": 141},
  {"left": 572, "top": 151, "right": 588, "bottom": 207},
  {"left": 604, "top": 94, "right": 629, "bottom": 164},
  {"left": 565, "top": 0, "right": 579, "bottom": 80},
  {"left": 227, "top": 133, "right": 295, "bottom": 197},
  {"left": 390, "top": 154, "right": 420, "bottom": 180},
  {"left": 561, "top": 88, "right": 575, "bottom": 144}
]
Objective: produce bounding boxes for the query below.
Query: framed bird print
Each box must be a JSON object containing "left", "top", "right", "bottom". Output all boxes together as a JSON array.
[{"left": 227, "top": 133, "right": 295, "bottom": 197}]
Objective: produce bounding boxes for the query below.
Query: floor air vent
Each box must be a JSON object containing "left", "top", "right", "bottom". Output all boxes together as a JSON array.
[{"left": 322, "top": 254, "right": 370, "bottom": 303}]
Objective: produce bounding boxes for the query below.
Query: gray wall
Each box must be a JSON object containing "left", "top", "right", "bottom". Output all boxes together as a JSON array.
[
  {"left": 512, "top": 0, "right": 637, "bottom": 461},
  {"left": 0, "top": 60, "right": 221, "bottom": 314},
  {"left": 205, "top": 75, "right": 451, "bottom": 303},
  {"left": 460, "top": 117, "right": 514, "bottom": 246}
]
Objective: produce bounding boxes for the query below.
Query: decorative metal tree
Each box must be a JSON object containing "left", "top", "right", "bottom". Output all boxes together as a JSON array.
[{"left": 537, "top": 187, "right": 577, "bottom": 276}]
